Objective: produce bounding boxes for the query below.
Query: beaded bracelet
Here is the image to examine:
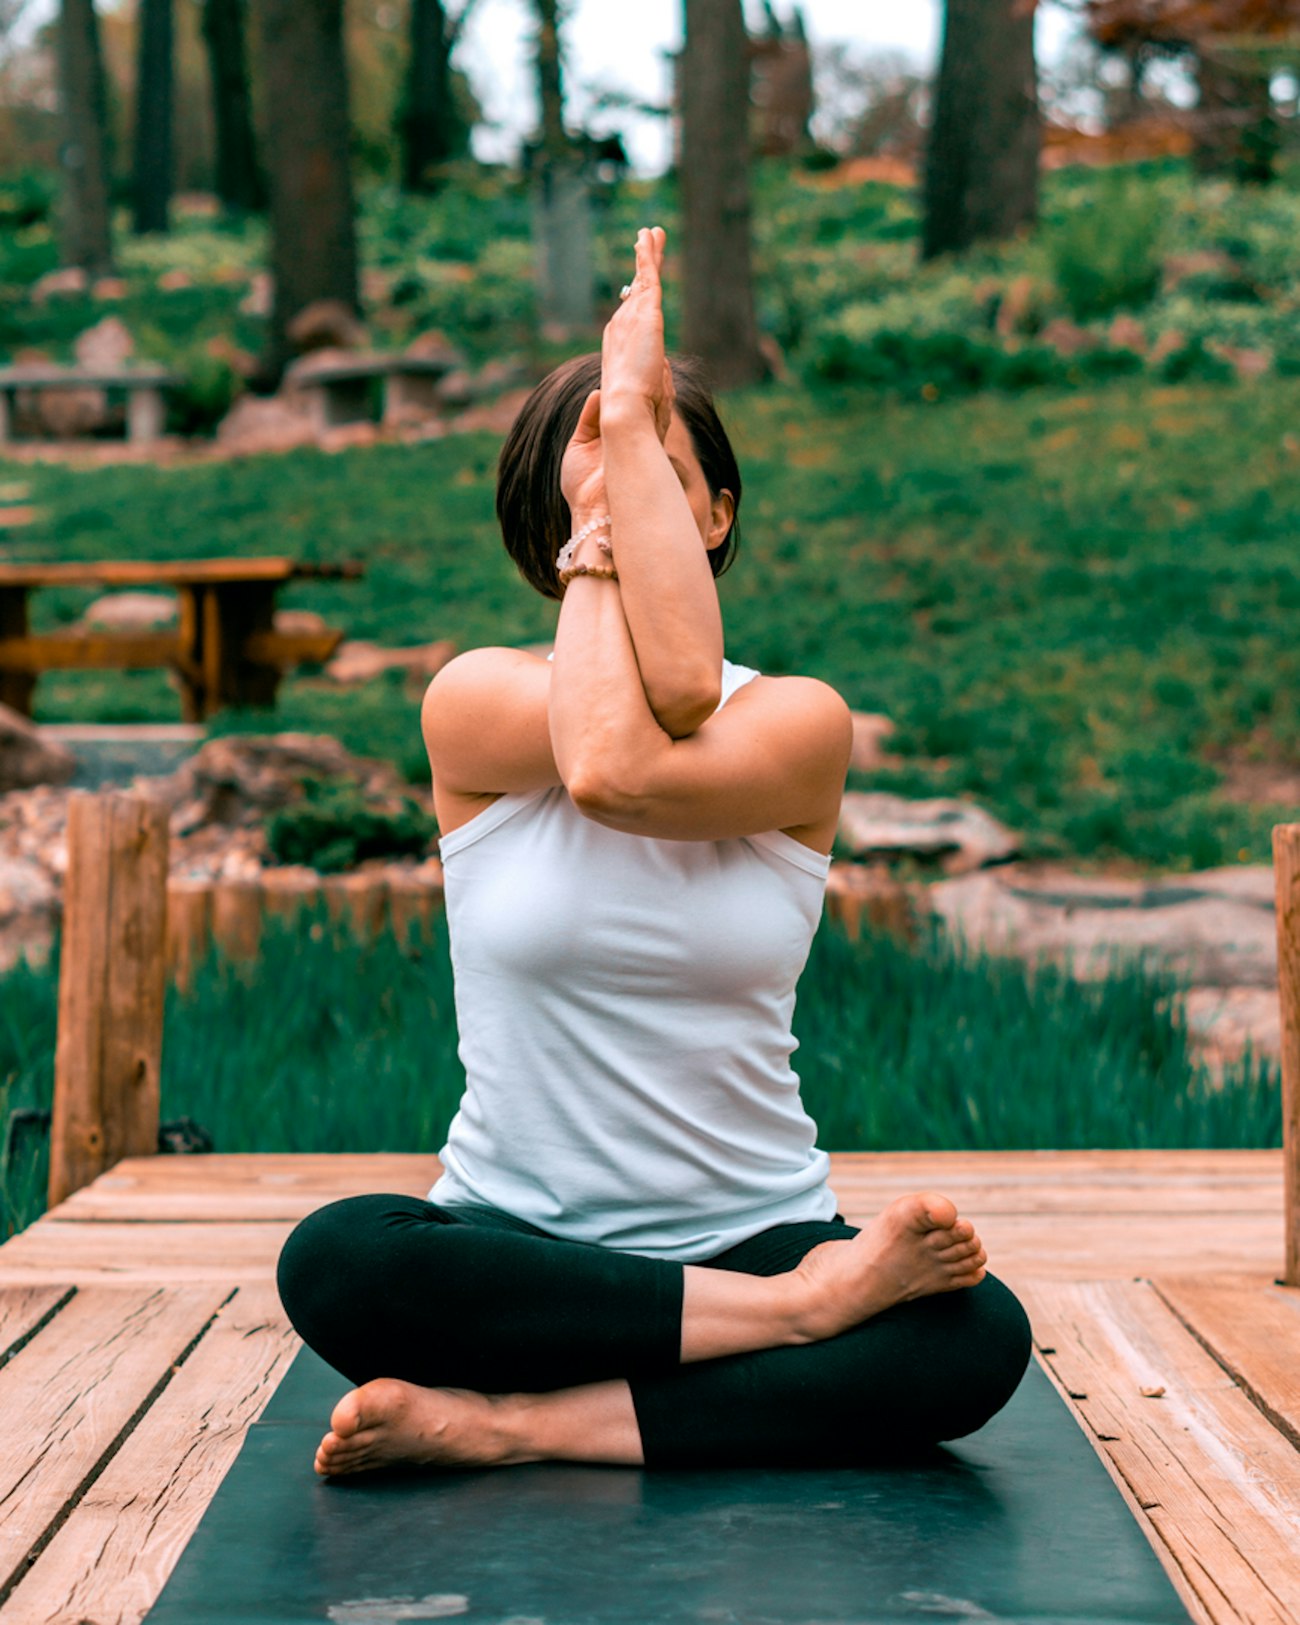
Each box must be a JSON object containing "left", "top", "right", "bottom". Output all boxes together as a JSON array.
[
  {"left": 556, "top": 513, "right": 613, "bottom": 575},
  {"left": 559, "top": 561, "right": 619, "bottom": 587}
]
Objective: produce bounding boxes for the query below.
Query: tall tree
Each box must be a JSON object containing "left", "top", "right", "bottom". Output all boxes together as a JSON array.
[
  {"left": 679, "top": 0, "right": 767, "bottom": 388},
  {"left": 132, "top": 0, "right": 173, "bottom": 233},
  {"left": 400, "top": 0, "right": 477, "bottom": 192},
  {"left": 922, "top": 0, "right": 1040, "bottom": 259},
  {"left": 528, "top": 0, "right": 595, "bottom": 337},
  {"left": 201, "top": 0, "right": 264, "bottom": 212},
  {"left": 253, "top": 0, "right": 359, "bottom": 382},
  {"left": 57, "top": 0, "right": 113, "bottom": 272}
]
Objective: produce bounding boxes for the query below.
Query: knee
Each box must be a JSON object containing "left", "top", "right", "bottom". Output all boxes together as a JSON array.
[
  {"left": 275, "top": 1193, "right": 421, "bottom": 1337},
  {"left": 932, "top": 1274, "right": 1033, "bottom": 1443}
]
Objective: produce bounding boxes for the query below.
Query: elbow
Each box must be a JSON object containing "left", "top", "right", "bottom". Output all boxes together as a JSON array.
[
  {"left": 565, "top": 755, "right": 648, "bottom": 823},
  {"left": 649, "top": 679, "right": 721, "bottom": 740}
]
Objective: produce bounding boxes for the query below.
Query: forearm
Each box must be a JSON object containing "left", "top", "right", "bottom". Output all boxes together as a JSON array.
[
  {"left": 599, "top": 402, "right": 724, "bottom": 736},
  {"left": 548, "top": 570, "right": 672, "bottom": 804}
]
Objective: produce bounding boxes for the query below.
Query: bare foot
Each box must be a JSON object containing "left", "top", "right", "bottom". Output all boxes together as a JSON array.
[
  {"left": 790, "top": 1192, "right": 987, "bottom": 1342},
  {"left": 314, "top": 1377, "right": 534, "bottom": 1479}
]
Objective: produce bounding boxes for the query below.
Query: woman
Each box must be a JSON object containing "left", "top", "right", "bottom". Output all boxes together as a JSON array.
[{"left": 276, "top": 227, "right": 1031, "bottom": 1478}]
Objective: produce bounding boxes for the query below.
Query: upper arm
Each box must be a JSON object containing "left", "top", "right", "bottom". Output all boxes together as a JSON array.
[
  {"left": 420, "top": 647, "right": 560, "bottom": 798},
  {"left": 571, "top": 676, "right": 852, "bottom": 843}
]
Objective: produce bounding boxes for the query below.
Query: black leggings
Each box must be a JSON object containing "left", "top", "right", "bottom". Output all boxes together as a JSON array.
[{"left": 276, "top": 1194, "right": 1032, "bottom": 1469}]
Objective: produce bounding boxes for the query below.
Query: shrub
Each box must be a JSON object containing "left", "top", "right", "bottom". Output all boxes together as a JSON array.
[
  {"left": 265, "top": 776, "right": 438, "bottom": 872},
  {"left": 1048, "top": 183, "right": 1164, "bottom": 322}
]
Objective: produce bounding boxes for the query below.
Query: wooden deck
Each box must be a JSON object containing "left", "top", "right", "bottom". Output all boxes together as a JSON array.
[{"left": 0, "top": 1149, "right": 1296, "bottom": 1624}]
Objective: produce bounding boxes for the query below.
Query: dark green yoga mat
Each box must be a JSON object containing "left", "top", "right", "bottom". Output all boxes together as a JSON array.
[{"left": 147, "top": 1348, "right": 1189, "bottom": 1624}]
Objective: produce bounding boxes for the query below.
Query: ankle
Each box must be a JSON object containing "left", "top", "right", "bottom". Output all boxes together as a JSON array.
[{"left": 480, "top": 1392, "right": 547, "bottom": 1465}]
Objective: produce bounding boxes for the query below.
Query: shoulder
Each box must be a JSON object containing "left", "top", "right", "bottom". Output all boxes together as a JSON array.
[
  {"left": 726, "top": 673, "right": 853, "bottom": 753},
  {"left": 421, "top": 646, "right": 548, "bottom": 725}
]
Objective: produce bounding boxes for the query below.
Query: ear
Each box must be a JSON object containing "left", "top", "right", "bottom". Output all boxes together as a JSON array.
[{"left": 706, "top": 489, "right": 735, "bottom": 553}]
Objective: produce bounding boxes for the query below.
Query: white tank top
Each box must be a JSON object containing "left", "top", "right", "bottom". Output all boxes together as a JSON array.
[{"left": 427, "top": 658, "right": 837, "bottom": 1261}]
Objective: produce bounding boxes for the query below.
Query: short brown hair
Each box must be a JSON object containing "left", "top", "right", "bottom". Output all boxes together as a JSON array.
[{"left": 496, "top": 353, "right": 742, "bottom": 602}]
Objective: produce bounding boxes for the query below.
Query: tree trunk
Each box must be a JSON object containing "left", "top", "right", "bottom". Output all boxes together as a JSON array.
[
  {"left": 201, "top": 0, "right": 265, "bottom": 213},
  {"left": 534, "top": 0, "right": 566, "bottom": 162},
  {"left": 401, "top": 0, "right": 456, "bottom": 192},
  {"left": 680, "top": 0, "right": 767, "bottom": 389},
  {"left": 252, "top": 0, "right": 360, "bottom": 384},
  {"left": 1193, "top": 50, "right": 1277, "bottom": 184},
  {"left": 57, "top": 0, "right": 113, "bottom": 273},
  {"left": 132, "top": 0, "right": 173, "bottom": 234},
  {"left": 922, "top": 0, "right": 1039, "bottom": 260}
]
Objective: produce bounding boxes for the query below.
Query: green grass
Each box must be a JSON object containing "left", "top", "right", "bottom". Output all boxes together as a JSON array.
[
  {"left": 0, "top": 914, "right": 1280, "bottom": 1242},
  {"left": 3, "top": 372, "right": 1298, "bottom": 866}
]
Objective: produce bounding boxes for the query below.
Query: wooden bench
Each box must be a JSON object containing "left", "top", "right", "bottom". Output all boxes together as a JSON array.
[
  {"left": 0, "top": 556, "right": 363, "bottom": 721},
  {"left": 0, "top": 363, "right": 184, "bottom": 444},
  {"left": 290, "top": 350, "right": 461, "bottom": 430}
]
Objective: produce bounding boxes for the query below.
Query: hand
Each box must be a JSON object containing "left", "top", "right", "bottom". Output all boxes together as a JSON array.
[
  {"left": 602, "top": 226, "right": 675, "bottom": 441},
  {"left": 559, "top": 387, "right": 606, "bottom": 514}
]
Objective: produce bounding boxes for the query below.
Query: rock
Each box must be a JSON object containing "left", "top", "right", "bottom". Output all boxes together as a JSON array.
[
  {"left": 323, "top": 639, "right": 457, "bottom": 686},
  {"left": 0, "top": 853, "right": 58, "bottom": 972},
  {"left": 1161, "top": 250, "right": 1242, "bottom": 294},
  {"left": 0, "top": 505, "right": 37, "bottom": 527},
  {"left": 1039, "top": 318, "right": 1099, "bottom": 358},
  {"left": 929, "top": 864, "right": 1277, "bottom": 987},
  {"left": 80, "top": 590, "right": 177, "bottom": 631},
  {"left": 215, "top": 392, "right": 316, "bottom": 455},
  {"left": 1149, "top": 330, "right": 1186, "bottom": 366},
  {"left": 30, "top": 267, "right": 88, "bottom": 303},
  {"left": 74, "top": 315, "right": 135, "bottom": 369},
  {"left": 1107, "top": 315, "right": 1147, "bottom": 353},
  {"left": 405, "top": 328, "right": 465, "bottom": 366},
  {"left": 838, "top": 792, "right": 1019, "bottom": 874},
  {"left": 286, "top": 299, "right": 367, "bottom": 353},
  {"left": 436, "top": 368, "right": 477, "bottom": 408},
  {"left": 142, "top": 733, "right": 417, "bottom": 836},
  {"left": 158, "top": 268, "right": 195, "bottom": 291},
  {"left": 848, "top": 712, "right": 898, "bottom": 774},
  {"left": 90, "top": 276, "right": 129, "bottom": 301},
  {"left": 239, "top": 272, "right": 273, "bottom": 318},
  {"left": 1207, "top": 341, "right": 1271, "bottom": 380},
  {"left": 175, "top": 192, "right": 221, "bottom": 218},
  {"left": 283, "top": 346, "right": 358, "bottom": 385},
  {"left": 994, "top": 274, "right": 1044, "bottom": 339},
  {"left": 1181, "top": 985, "right": 1281, "bottom": 1070},
  {"left": 273, "top": 609, "right": 330, "bottom": 635},
  {"left": 320, "top": 421, "right": 382, "bottom": 453},
  {"left": 204, "top": 333, "right": 258, "bottom": 378},
  {"left": 34, "top": 385, "right": 109, "bottom": 437},
  {"left": 449, "top": 387, "right": 532, "bottom": 437},
  {"left": 0, "top": 706, "right": 76, "bottom": 791},
  {"left": 824, "top": 862, "right": 922, "bottom": 942},
  {"left": 362, "top": 267, "right": 395, "bottom": 304},
  {"left": 474, "top": 356, "right": 527, "bottom": 393}
]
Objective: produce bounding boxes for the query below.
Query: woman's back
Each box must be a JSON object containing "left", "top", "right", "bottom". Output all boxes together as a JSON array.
[{"left": 429, "top": 659, "right": 836, "bottom": 1261}]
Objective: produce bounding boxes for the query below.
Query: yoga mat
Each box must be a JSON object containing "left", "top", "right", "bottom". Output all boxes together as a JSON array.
[{"left": 147, "top": 1347, "right": 1190, "bottom": 1624}]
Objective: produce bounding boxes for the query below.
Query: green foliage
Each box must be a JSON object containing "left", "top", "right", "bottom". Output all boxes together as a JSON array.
[
  {"left": 265, "top": 776, "right": 437, "bottom": 872},
  {"left": 1047, "top": 182, "right": 1165, "bottom": 322},
  {"left": 0, "top": 914, "right": 1279, "bottom": 1238}
]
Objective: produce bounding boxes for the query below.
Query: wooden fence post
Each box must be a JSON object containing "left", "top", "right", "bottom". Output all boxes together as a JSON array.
[
  {"left": 48, "top": 791, "right": 170, "bottom": 1209},
  {"left": 1274, "top": 824, "right": 1300, "bottom": 1287}
]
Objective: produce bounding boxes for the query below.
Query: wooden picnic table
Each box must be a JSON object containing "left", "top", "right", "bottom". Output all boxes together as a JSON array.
[
  {"left": 0, "top": 364, "right": 184, "bottom": 445},
  {"left": 0, "top": 556, "right": 363, "bottom": 722}
]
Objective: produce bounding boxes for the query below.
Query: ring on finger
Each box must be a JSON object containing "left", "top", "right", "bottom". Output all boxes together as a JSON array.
[{"left": 619, "top": 283, "right": 634, "bottom": 300}]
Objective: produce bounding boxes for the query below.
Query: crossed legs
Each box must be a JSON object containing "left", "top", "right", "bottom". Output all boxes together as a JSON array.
[{"left": 275, "top": 1194, "right": 1031, "bottom": 1478}]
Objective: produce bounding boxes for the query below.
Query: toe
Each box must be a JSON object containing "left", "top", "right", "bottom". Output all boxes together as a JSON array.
[
  {"left": 915, "top": 1191, "right": 959, "bottom": 1234},
  {"left": 329, "top": 1390, "right": 365, "bottom": 1441}
]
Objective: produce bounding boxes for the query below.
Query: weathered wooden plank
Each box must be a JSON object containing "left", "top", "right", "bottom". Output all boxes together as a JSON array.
[
  {"left": 0, "top": 558, "right": 362, "bottom": 588},
  {"left": 0, "top": 1285, "right": 232, "bottom": 1606},
  {"left": 0, "top": 1222, "right": 292, "bottom": 1283},
  {"left": 1022, "top": 1279, "right": 1300, "bottom": 1625},
  {"left": 1154, "top": 1275, "right": 1300, "bottom": 1447},
  {"left": 0, "top": 632, "right": 186, "bottom": 672},
  {"left": 2, "top": 1284, "right": 298, "bottom": 1625},
  {"left": 0, "top": 1284, "right": 74, "bottom": 1363},
  {"left": 1275, "top": 823, "right": 1300, "bottom": 1285}
]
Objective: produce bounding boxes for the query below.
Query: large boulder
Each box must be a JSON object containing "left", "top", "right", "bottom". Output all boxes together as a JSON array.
[
  {"left": 74, "top": 315, "right": 135, "bottom": 369},
  {"left": 215, "top": 393, "right": 317, "bottom": 455},
  {"left": 0, "top": 706, "right": 77, "bottom": 792},
  {"left": 838, "top": 792, "right": 1019, "bottom": 874},
  {"left": 930, "top": 864, "right": 1277, "bottom": 987},
  {"left": 141, "top": 733, "right": 417, "bottom": 835}
]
